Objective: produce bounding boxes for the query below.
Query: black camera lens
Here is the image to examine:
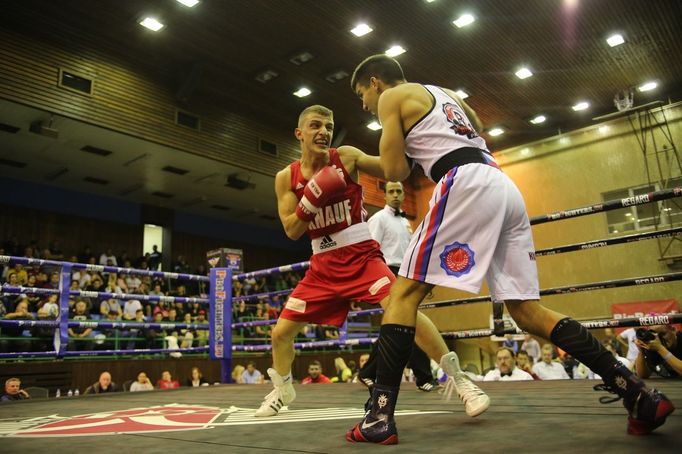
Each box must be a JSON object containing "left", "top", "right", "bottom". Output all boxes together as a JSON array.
[{"left": 636, "top": 328, "right": 657, "bottom": 343}]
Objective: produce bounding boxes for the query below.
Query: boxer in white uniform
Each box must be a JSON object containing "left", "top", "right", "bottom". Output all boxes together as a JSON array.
[{"left": 345, "top": 54, "right": 674, "bottom": 445}]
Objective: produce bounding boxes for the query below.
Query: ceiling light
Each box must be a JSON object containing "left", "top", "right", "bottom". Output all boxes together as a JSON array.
[
  {"left": 325, "top": 69, "right": 350, "bottom": 83},
  {"left": 530, "top": 115, "right": 546, "bottom": 124},
  {"left": 176, "top": 0, "right": 200, "bottom": 6},
  {"left": 453, "top": 13, "right": 475, "bottom": 28},
  {"left": 293, "top": 87, "right": 311, "bottom": 98},
  {"left": 455, "top": 89, "right": 469, "bottom": 99},
  {"left": 351, "top": 23, "right": 373, "bottom": 37},
  {"left": 385, "top": 45, "right": 406, "bottom": 57},
  {"left": 638, "top": 81, "right": 658, "bottom": 92},
  {"left": 598, "top": 125, "right": 610, "bottom": 134},
  {"left": 254, "top": 68, "right": 279, "bottom": 84},
  {"left": 606, "top": 33, "right": 625, "bottom": 47},
  {"left": 139, "top": 17, "right": 164, "bottom": 32},
  {"left": 367, "top": 121, "right": 382, "bottom": 131},
  {"left": 515, "top": 67, "right": 533, "bottom": 79},
  {"left": 488, "top": 128, "right": 504, "bottom": 137},
  {"left": 289, "top": 51, "right": 315, "bottom": 66},
  {"left": 572, "top": 101, "right": 589, "bottom": 111}
]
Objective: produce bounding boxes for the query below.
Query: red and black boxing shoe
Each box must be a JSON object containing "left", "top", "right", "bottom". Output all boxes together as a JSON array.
[
  {"left": 346, "top": 384, "right": 399, "bottom": 445},
  {"left": 623, "top": 388, "right": 675, "bottom": 435},
  {"left": 595, "top": 363, "right": 675, "bottom": 435}
]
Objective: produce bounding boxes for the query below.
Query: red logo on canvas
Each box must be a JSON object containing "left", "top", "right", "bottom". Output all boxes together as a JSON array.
[{"left": 13, "top": 404, "right": 221, "bottom": 437}]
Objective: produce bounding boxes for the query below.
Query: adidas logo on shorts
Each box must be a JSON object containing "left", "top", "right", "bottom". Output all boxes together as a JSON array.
[{"left": 319, "top": 235, "right": 337, "bottom": 250}]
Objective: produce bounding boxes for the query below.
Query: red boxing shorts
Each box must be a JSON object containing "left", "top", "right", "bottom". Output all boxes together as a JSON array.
[{"left": 280, "top": 240, "right": 394, "bottom": 327}]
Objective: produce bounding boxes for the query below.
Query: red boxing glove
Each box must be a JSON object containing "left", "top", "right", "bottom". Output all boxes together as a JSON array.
[{"left": 295, "top": 165, "right": 347, "bottom": 222}]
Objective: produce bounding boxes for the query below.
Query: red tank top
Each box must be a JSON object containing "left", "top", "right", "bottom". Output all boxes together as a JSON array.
[{"left": 290, "top": 148, "right": 367, "bottom": 240}]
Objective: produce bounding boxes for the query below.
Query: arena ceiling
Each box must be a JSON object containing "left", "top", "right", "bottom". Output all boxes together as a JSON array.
[{"left": 2, "top": 0, "right": 682, "bottom": 228}]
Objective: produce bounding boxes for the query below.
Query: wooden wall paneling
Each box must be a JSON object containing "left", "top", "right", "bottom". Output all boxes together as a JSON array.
[
  {"left": 0, "top": 204, "right": 142, "bottom": 260},
  {"left": 0, "top": 28, "right": 303, "bottom": 176}
]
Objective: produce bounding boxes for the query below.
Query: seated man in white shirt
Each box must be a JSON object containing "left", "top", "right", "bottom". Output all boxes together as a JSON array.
[
  {"left": 484, "top": 347, "right": 533, "bottom": 381},
  {"left": 532, "top": 343, "right": 570, "bottom": 380}
]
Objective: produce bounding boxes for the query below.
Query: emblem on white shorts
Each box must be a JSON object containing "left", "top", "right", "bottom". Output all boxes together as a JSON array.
[
  {"left": 439, "top": 241, "right": 475, "bottom": 277},
  {"left": 285, "top": 297, "right": 307, "bottom": 313}
]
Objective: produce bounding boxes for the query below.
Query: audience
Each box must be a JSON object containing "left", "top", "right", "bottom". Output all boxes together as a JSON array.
[
  {"left": 532, "top": 344, "right": 570, "bottom": 380},
  {"left": 84, "top": 371, "right": 119, "bottom": 394},
  {"left": 232, "top": 364, "right": 245, "bottom": 384},
  {"left": 186, "top": 366, "right": 210, "bottom": 387},
  {"left": 1, "top": 377, "right": 30, "bottom": 402},
  {"left": 516, "top": 350, "right": 540, "bottom": 380},
  {"left": 483, "top": 347, "right": 533, "bottom": 381},
  {"left": 331, "top": 357, "right": 353, "bottom": 383},
  {"left": 301, "top": 360, "right": 332, "bottom": 384},
  {"left": 520, "top": 334, "right": 541, "bottom": 364},
  {"left": 157, "top": 370, "right": 180, "bottom": 389},
  {"left": 242, "top": 361, "right": 264, "bottom": 384},
  {"left": 130, "top": 372, "right": 154, "bottom": 392}
]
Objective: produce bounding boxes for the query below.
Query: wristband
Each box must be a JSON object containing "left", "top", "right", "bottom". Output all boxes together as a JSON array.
[{"left": 661, "top": 351, "right": 673, "bottom": 361}]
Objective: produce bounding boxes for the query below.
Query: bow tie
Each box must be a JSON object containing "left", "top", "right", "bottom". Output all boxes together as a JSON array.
[
  {"left": 500, "top": 371, "right": 512, "bottom": 377},
  {"left": 394, "top": 209, "right": 406, "bottom": 217}
]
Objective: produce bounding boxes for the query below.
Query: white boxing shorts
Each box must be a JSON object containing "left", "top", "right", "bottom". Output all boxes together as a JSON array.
[{"left": 399, "top": 163, "right": 539, "bottom": 302}]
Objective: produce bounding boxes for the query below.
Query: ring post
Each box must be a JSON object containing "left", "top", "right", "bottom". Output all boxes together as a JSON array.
[
  {"left": 210, "top": 267, "right": 233, "bottom": 383},
  {"left": 57, "top": 264, "right": 71, "bottom": 357}
]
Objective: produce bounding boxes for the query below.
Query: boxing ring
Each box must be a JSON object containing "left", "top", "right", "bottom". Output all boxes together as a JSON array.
[{"left": 1, "top": 189, "right": 681, "bottom": 451}]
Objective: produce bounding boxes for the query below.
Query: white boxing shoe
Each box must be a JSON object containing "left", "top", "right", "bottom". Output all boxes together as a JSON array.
[
  {"left": 254, "top": 368, "right": 296, "bottom": 417},
  {"left": 440, "top": 352, "right": 490, "bottom": 417}
]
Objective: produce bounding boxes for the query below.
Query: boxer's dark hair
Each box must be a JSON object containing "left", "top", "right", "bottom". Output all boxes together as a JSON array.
[{"left": 351, "top": 54, "right": 406, "bottom": 90}]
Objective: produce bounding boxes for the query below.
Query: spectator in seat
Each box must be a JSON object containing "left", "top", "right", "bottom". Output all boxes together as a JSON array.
[
  {"left": 68, "top": 300, "right": 93, "bottom": 351},
  {"left": 0, "top": 299, "right": 33, "bottom": 353},
  {"left": 301, "top": 360, "right": 332, "bottom": 384},
  {"left": 232, "top": 364, "right": 245, "bottom": 384},
  {"left": 516, "top": 350, "right": 540, "bottom": 380},
  {"left": 521, "top": 334, "right": 541, "bottom": 364},
  {"left": 194, "top": 310, "right": 209, "bottom": 347},
  {"left": 99, "top": 249, "right": 117, "bottom": 266},
  {"left": 157, "top": 370, "right": 180, "bottom": 389},
  {"left": 100, "top": 298, "right": 122, "bottom": 318},
  {"left": 186, "top": 367, "right": 210, "bottom": 387},
  {"left": 242, "top": 361, "right": 264, "bottom": 384},
  {"left": 532, "top": 344, "right": 570, "bottom": 380},
  {"left": 130, "top": 372, "right": 154, "bottom": 392},
  {"left": 84, "top": 371, "right": 119, "bottom": 394},
  {"left": 1, "top": 377, "right": 30, "bottom": 402}
]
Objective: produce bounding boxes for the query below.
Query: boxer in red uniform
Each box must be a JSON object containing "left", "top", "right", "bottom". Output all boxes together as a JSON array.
[{"left": 254, "top": 105, "right": 485, "bottom": 420}]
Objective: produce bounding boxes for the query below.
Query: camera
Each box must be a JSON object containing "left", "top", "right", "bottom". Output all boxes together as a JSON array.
[{"left": 636, "top": 328, "right": 658, "bottom": 343}]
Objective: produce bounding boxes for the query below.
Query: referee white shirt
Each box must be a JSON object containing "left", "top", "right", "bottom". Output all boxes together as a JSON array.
[
  {"left": 367, "top": 205, "right": 412, "bottom": 267},
  {"left": 483, "top": 367, "right": 533, "bottom": 381}
]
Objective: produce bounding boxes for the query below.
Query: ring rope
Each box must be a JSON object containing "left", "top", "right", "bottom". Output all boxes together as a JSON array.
[
  {"left": 0, "top": 319, "right": 209, "bottom": 330},
  {"left": 441, "top": 312, "right": 682, "bottom": 339},
  {"left": 234, "top": 261, "right": 310, "bottom": 281},
  {"left": 535, "top": 226, "right": 682, "bottom": 256},
  {"left": 0, "top": 255, "right": 209, "bottom": 282},
  {"left": 529, "top": 187, "right": 681, "bottom": 225},
  {"left": 421, "top": 271, "right": 682, "bottom": 310},
  {"left": 0, "top": 284, "right": 209, "bottom": 304}
]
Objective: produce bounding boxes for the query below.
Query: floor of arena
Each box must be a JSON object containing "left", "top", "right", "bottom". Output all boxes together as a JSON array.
[{"left": 2, "top": 380, "right": 680, "bottom": 453}]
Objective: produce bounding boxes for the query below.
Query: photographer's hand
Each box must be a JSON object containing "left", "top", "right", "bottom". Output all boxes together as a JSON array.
[{"left": 636, "top": 336, "right": 664, "bottom": 353}]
